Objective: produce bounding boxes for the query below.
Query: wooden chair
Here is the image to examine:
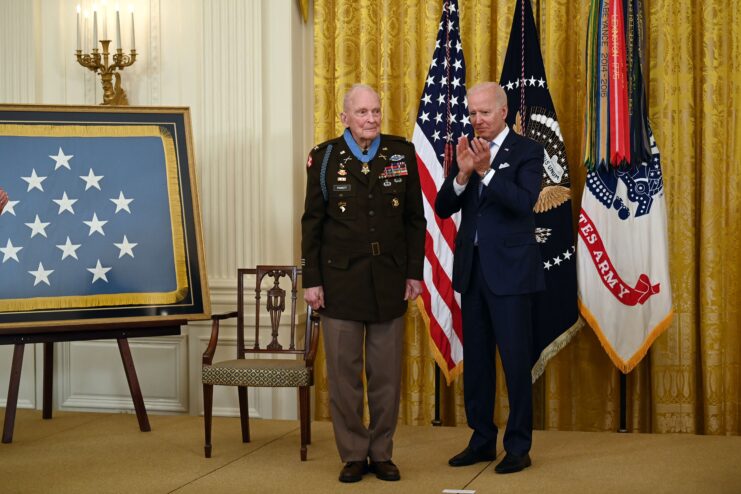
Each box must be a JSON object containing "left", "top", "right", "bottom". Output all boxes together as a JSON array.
[{"left": 201, "top": 266, "right": 320, "bottom": 460}]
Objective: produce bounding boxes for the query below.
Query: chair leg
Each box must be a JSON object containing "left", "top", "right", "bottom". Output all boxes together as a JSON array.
[
  {"left": 299, "top": 386, "right": 309, "bottom": 461},
  {"left": 203, "top": 383, "right": 213, "bottom": 458},
  {"left": 238, "top": 386, "right": 251, "bottom": 443},
  {"left": 306, "top": 387, "right": 312, "bottom": 445}
]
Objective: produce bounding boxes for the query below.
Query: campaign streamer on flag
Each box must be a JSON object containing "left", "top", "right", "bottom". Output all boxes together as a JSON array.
[
  {"left": 499, "top": 0, "right": 580, "bottom": 381},
  {"left": 413, "top": 0, "right": 471, "bottom": 384},
  {"left": 578, "top": 0, "right": 673, "bottom": 373},
  {"left": 0, "top": 124, "right": 188, "bottom": 313}
]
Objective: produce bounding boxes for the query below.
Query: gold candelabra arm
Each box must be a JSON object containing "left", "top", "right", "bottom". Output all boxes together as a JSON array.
[
  {"left": 113, "top": 49, "right": 137, "bottom": 68},
  {"left": 75, "top": 41, "right": 136, "bottom": 106},
  {"left": 75, "top": 49, "right": 102, "bottom": 71}
]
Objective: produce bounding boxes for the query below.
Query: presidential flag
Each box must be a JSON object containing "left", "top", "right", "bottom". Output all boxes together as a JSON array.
[
  {"left": 499, "top": 0, "right": 580, "bottom": 380},
  {"left": 0, "top": 124, "right": 188, "bottom": 315},
  {"left": 578, "top": 0, "right": 673, "bottom": 373},
  {"left": 413, "top": 0, "right": 471, "bottom": 384}
]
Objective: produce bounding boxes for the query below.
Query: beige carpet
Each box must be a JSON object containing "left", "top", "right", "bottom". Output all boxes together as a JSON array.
[{"left": 2, "top": 408, "right": 740, "bottom": 493}]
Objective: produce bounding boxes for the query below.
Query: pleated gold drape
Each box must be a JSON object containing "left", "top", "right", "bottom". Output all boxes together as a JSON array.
[{"left": 307, "top": 0, "right": 741, "bottom": 435}]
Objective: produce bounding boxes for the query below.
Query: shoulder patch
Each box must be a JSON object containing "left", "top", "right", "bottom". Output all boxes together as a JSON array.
[{"left": 308, "top": 136, "right": 342, "bottom": 167}]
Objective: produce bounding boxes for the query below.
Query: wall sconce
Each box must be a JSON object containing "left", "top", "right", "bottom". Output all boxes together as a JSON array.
[{"left": 75, "top": 2, "right": 137, "bottom": 105}]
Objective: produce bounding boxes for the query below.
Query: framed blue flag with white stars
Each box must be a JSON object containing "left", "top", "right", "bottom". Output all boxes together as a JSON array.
[{"left": 0, "top": 105, "right": 210, "bottom": 333}]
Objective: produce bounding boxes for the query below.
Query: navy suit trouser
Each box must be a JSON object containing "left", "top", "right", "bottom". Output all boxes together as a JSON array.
[{"left": 462, "top": 247, "right": 533, "bottom": 456}]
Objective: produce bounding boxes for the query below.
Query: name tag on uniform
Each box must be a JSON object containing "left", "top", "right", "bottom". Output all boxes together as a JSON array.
[{"left": 333, "top": 184, "right": 352, "bottom": 192}]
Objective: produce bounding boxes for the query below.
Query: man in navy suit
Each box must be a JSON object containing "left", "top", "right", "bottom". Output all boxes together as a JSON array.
[
  {"left": 436, "top": 82, "right": 545, "bottom": 474},
  {"left": 0, "top": 187, "right": 7, "bottom": 214}
]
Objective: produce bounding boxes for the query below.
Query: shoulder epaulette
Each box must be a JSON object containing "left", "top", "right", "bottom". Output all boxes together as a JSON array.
[
  {"left": 383, "top": 134, "right": 413, "bottom": 145},
  {"left": 312, "top": 136, "right": 342, "bottom": 154}
]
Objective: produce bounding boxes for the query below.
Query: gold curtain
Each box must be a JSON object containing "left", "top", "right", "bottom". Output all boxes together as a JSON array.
[{"left": 310, "top": 0, "right": 741, "bottom": 435}]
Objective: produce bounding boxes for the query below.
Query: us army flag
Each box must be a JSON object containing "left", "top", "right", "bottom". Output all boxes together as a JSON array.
[{"left": 578, "top": 0, "right": 673, "bottom": 373}]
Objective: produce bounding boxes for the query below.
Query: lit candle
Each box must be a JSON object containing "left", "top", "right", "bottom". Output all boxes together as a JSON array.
[
  {"left": 76, "top": 5, "right": 81, "bottom": 51},
  {"left": 115, "top": 4, "right": 121, "bottom": 49},
  {"left": 129, "top": 4, "right": 135, "bottom": 50},
  {"left": 102, "top": 0, "right": 108, "bottom": 40},
  {"left": 92, "top": 4, "right": 98, "bottom": 49}
]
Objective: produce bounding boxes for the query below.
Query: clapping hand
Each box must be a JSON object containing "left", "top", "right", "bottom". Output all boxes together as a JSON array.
[{"left": 455, "top": 136, "right": 490, "bottom": 184}]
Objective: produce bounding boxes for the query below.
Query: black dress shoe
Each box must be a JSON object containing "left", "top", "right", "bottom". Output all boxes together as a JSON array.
[
  {"left": 448, "top": 446, "right": 497, "bottom": 467},
  {"left": 339, "top": 461, "right": 368, "bottom": 483},
  {"left": 369, "top": 460, "right": 401, "bottom": 481},
  {"left": 494, "top": 453, "right": 531, "bottom": 474}
]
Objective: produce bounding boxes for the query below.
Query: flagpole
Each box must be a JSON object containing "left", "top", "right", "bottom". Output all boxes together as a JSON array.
[
  {"left": 618, "top": 372, "right": 628, "bottom": 432},
  {"left": 432, "top": 366, "right": 442, "bottom": 426}
]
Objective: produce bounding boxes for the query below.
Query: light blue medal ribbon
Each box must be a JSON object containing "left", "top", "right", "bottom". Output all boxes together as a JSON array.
[{"left": 343, "top": 129, "right": 380, "bottom": 163}]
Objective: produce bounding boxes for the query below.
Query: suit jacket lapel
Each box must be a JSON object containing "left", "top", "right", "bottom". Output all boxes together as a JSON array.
[{"left": 490, "top": 130, "right": 518, "bottom": 171}]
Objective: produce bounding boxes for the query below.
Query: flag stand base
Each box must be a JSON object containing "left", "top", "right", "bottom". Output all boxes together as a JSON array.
[
  {"left": 432, "top": 366, "right": 442, "bottom": 426},
  {"left": 618, "top": 372, "right": 628, "bottom": 433}
]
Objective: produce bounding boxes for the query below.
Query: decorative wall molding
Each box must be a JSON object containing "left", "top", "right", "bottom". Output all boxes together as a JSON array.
[
  {"left": 148, "top": 0, "right": 161, "bottom": 105},
  {"left": 0, "top": 0, "right": 35, "bottom": 103},
  {"left": 58, "top": 336, "right": 188, "bottom": 413}
]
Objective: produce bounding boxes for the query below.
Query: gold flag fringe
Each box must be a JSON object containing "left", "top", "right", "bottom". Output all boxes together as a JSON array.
[{"left": 531, "top": 318, "right": 583, "bottom": 382}]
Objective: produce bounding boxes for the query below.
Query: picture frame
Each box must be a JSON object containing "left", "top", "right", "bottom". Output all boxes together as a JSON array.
[{"left": 0, "top": 105, "right": 210, "bottom": 335}]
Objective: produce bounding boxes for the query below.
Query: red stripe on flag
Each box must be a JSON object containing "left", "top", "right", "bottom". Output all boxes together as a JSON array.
[
  {"left": 608, "top": 0, "right": 630, "bottom": 165},
  {"left": 417, "top": 153, "right": 457, "bottom": 252},
  {"left": 423, "top": 229, "right": 464, "bottom": 343}
]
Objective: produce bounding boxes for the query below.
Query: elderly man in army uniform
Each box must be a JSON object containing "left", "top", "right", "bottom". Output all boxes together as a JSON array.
[{"left": 301, "top": 84, "right": 426, "bottom": 483}]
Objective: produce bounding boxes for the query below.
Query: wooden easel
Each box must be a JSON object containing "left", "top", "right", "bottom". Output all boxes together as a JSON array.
[{"left": 1, "top": 319, "right": 185, "bottom": 443}]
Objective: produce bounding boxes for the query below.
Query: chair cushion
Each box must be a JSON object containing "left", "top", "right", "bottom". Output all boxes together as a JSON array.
[{"left": 202, "top": 358, "right": 312, "bottom": 387}]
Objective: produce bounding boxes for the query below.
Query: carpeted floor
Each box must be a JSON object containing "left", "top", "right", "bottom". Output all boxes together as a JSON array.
[{"left": 2, "top": 408, "right": 740, "bottom": 493}]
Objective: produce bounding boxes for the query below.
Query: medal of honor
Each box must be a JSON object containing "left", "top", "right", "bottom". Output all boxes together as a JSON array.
[{"left": 361, "top": 163, "right": 370, "bottom": 175}]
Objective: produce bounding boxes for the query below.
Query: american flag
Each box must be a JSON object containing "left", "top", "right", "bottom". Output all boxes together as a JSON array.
[
  {"left": 412, "top": 0, "right": 471, "bottom": 384},
  {"left": 0, "top": 127, "right": 186, "bottom": 315}
]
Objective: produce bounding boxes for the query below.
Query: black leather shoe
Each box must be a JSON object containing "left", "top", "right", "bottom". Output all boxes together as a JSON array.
[
  {"left": 494, "top": 453, "right": 531, "bottom": 474},
  {"left": 448, "top": 446, "right": 497, "bottom": 467},
  {"left": 369, "top": 460, "right": 401, "bottom": 481},
  {"left": 339, "top": 461, "right": 368, "bottom": 483}
]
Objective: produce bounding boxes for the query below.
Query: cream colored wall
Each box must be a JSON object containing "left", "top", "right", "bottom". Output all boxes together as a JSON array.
[{"left": 0, "top": 0, "right": 314, "bottom": 420}]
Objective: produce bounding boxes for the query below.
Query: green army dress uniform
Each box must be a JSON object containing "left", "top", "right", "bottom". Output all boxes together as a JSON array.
[{"left": 301, "top": 133, "right": 426, "bottom": 323}]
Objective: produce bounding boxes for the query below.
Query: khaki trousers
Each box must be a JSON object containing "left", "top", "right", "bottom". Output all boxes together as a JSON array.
[{"left": 321, "top": 314, "right": 405, "bottom": 462}]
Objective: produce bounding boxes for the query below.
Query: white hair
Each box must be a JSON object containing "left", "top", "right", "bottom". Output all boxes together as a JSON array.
[{"left": 343, "top": 83, "right": 380, "bottom": 112}]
